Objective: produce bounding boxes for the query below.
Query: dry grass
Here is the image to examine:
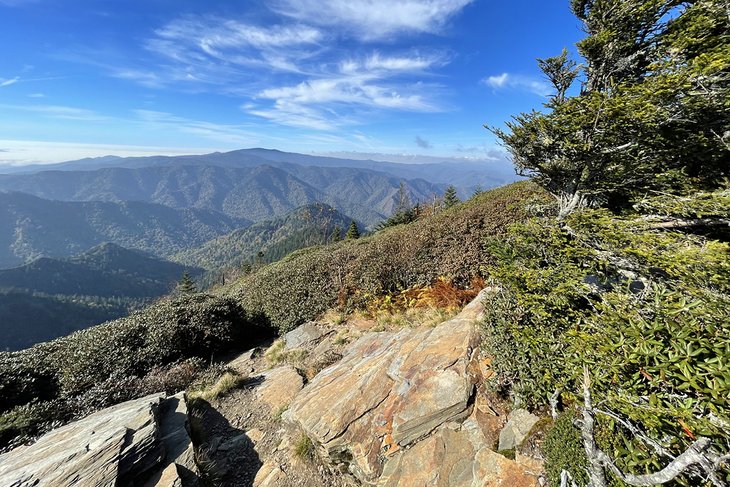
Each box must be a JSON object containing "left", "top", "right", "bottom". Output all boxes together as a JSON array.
[
  {"left": 366, "top": 276, "right": 485, "bottom": 315},
  {"left": 187, "top": 371, "right": 247, "bottom": 402},
  {"left": 320, "top": 309, "right": 347, "bottom": 326},
  {"left": 264, "top": 339, "right": 309, "bottom": 367},
  {"left": 293, "top": 431, "right": 314, "bottom": 461}
]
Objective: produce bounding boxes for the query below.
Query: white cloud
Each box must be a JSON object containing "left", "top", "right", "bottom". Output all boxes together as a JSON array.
[
  {"left": 0, "top": 139, "right": 217, "bottom": 166},
  {"left": 133, "top": 109, "right": 263, "bottom": 145},
  {"left": 145, "top": 16, "right": 323, "bottom": 76},
  {"left": 2, "top": 104, "right": 110, "bottom": 121},
  {"left": 482, "top": 73, "right": 551, "bottom": 97},
  {"left": 247, "top": 51, "right": 444, "bottom": 130},
  {"left": 28, "top": 93, "right": 45, "bottom": 98},
  {"left": 0, "top": 77, "right": 19, "bottom": 87},
  {"left": 272, "top": 0, "right": 474, "bottom": 40},
  {"left": 484, "top": 73, "right": 509, "bottom": 88}
]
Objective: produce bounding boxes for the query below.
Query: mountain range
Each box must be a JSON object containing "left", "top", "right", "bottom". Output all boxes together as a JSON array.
[
  {"left": 0, "top": 191, "right": 249, "bottom": 269},
  {"left": 0, "top": 242, "right": 202, "bottom": 351},
  {"left": 0, "top": 148, "right": 518, "bottom": 193}
]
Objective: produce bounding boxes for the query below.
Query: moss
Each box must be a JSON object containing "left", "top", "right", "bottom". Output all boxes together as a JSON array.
[{"left": 497, "top": 448, "right": 516, "bottom": 460}]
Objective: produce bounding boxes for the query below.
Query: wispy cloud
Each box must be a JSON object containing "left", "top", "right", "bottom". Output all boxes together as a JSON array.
[
  {"left": 0, "top": 139, "right": 218, "bottom": 166},
  {"left": 145, "top": 16, "right": 324, "bottom": 77},
  {"left": 2, "top": 104, "right": 110, "bottom": 121},
  {"left": 0, "top": 77, "right": 19, "bottom": 87},
  {"left": 415, "top": 136, "right": 432, "bottom": 149},
  {"left": 133, "top": 109, "right": 264, "bottom": 145},
  {"left": 249, "top": 54, "right": 443, "bottom": 130},
  {"left": 272, "top": 0, "right": 474, "bottom": 41},
  {"left": 482, "top": 72, "right": 551, "bottom": 97},
  {"left": 28, "top": 92, "right": 45, "bottom": 98}
]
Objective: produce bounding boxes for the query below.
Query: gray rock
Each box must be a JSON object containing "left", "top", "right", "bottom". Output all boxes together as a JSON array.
[
  {"left": 0, "top": 393, "right": 201, "bottom": 487},
  {"left": 284, "top": 289, "right": 534, "bottom": 486},
  {"left": 498, "top": 409, "right": 541, "bottom": 451},
  {"left": 0, "top": 393, "right": 166, "bottom": 486},
  {"left": 284, "top": 322, "right": 325, "bottom": 349}
]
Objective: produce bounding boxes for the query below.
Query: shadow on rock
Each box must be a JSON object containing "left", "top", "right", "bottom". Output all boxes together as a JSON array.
[{"left": 188, "top": 398, "right": 262, "bottom": 487}]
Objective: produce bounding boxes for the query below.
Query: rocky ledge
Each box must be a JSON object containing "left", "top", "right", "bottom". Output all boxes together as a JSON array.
[
  {"left": 0, "top": 392, "right": 197, "bottom": 487},
  {"left": 284, "top": 288, "right": 540, "bottom": 486},
  {"left": 0, "top": 288, "right": 545, "bottom": 486}
]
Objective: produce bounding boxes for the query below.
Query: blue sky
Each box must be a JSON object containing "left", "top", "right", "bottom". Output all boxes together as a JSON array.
[{"left": 0, "top": 0, "right": 584, "bottom": 165}]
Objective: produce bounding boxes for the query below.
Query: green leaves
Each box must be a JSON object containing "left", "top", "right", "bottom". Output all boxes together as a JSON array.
[
  {"left": 481, "top": 190, "right": 730, "bottom": 483},
  {"left": 493, "top": 0, "right": 729, "bottom": 210}
]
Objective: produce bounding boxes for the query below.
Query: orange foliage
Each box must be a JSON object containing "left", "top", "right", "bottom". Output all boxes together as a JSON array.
[{"left": 367, "top": 276, "right": 485, "bottom": 313}]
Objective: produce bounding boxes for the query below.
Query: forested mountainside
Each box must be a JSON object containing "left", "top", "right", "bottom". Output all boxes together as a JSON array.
[
  {"left": 0, "top": 191, "right": 249, "bottom": 268},
  {"left": 173, "top": 203, "right": 354, "bottom": 272},
  {"left": 0, "top": 163, "right": 444, "bottom": 226},
  {"left": 0, "top": 242, "right": 203, "bottom": 350},
  {"left": 0, "top": 242, "right": 201, "bottom": 298}
]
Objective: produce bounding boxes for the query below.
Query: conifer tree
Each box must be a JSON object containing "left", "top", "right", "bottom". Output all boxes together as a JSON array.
[
  {"left": 345, "top": 221, "right": 360, "bottom": 240},
  {"left": 443, "top": 185, "right": 460, "bottom": 209},
  {"left": 178, "top": 271, "right": 197, "bottom": 295},
  {"left": 491, "top": 0, "right": 728, "bottom": 214}
]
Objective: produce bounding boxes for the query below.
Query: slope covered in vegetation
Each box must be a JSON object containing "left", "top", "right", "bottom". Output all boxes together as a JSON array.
[{"left": 225, "top": 181, "right": 549, "bottom": 333}]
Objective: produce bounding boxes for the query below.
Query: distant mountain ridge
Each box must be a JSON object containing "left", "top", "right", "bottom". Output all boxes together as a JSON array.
[
  {"left": 0, "top": 191, "right": 249, "bottom": 269},
  {"left": 0, "top": 242, "right": 203, "bottom": 297},
  {"left": 0, "top": 242, "right": 204, "bottom": 351},
  {"left": 0, "top": 148, "right": 519, "bottom": 195},
  {"left": 0, "top": 162, "right": 443, "bottom": 226}
]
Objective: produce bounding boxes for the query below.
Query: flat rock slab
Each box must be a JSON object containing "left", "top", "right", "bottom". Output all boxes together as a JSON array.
[
  {"left": 498, "top": 408, "right": 540, "bottom": 451},
  {"left": 286, "top": 290, "right": 498, "bottom": 485},
  {"left": 0, "top": 393, "right": 166, "bottom": 487},
  {"left": 379, "top": 425, "right": 539, "bottom": 487},
  {"left": 255, "top": 366, "right": 304, "bottom": 412},
  {"left": 284, "top": 322, "right": 326, "bottom": 349}
]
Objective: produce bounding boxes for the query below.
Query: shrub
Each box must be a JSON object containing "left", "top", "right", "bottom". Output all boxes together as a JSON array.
[
  {"left": 543, "top": 412, "right": 588, "bottom": 486},
  {"left": 0, "top": 294, "right": 270, "bottom": 448},
  {"left": 481, "top": 189, "right": 730, "bottom": 484},
  {"left": 228, "top": 182, "right": 549, "bottom": 333}
]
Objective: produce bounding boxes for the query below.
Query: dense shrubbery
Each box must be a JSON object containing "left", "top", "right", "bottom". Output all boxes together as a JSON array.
[
  {"left": 481, "top": 189, "right": 730, "bottom": 485},
  {"left": 0, "top": 294, "right": 269, "bottom": 449},
  {"left": 227, "top": 182, "right": 549, "bottom": 332}
]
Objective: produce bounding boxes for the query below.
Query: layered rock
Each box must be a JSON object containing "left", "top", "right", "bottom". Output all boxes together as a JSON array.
[
  {"left": 0, "top": 393, "right": 198, "bottom": 487},
  {"left": 285, "top": 289, "right": 539, "bottom": 486}
]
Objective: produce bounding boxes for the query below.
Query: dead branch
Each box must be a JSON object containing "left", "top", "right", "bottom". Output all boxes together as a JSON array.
[{"left": 581, "top": 368, "right": 729, "bottom": 487}]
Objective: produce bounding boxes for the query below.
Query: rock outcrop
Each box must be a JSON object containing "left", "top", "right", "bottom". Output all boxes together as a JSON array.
[
  {"left": 0, "top": 393, "right": 198, "bottom": 487},
  {"left": 285, "top": 288, "right": 540, "bottom": 486},
  {"left": 498, "top": 408, "right": 541, "bottom": 451}
]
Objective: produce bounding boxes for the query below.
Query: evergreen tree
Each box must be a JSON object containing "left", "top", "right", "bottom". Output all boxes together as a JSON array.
[
  {"left": 394, "top": 181, "right": 412, "bottom": 215},
  {"left": 491, "top": 0, "right": 729, "bottom": 214},
  {"left": 443, "top": 185, "right": 460, "bottom": 209},
  {"left": 345, "top": 221, "right": 360, "bottom": 240},
  {"left": 178, "top": 271, "right": 197, "bottom": 295}
]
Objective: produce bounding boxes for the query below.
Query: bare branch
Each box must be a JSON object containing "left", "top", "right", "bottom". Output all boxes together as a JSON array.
[
  {"left": 581, "top": 368, "right": 729, "bottom": 487},
  {"left": 594, "top": 408, "right": 674, "bottom": 460}
]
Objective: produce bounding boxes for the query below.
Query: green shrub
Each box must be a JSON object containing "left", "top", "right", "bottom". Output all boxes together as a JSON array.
[
  {"left": 0, "top": 294, "right": 270, "bottom": 449},
  {"left": 544, "top": 412, "right": 588, "bottom": 487},
  {"left": 481, "top": 189, "right": 730, "bottom": 484}
]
